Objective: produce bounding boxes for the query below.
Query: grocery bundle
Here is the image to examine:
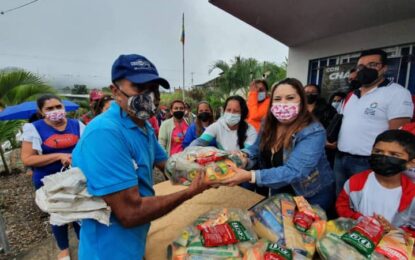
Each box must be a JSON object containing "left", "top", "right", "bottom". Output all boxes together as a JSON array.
[
  {"left": 249, "top": 194, "right": 327, "bottom": 259},
  {"left": 165, "top": 146, "right": 244, "bottom": 185},
  {"left": 168, "top": 208, "right": 258, "bottom": 259},
  {"left": 168, "top": 194, "right": 329, "bottom": 260},
  {"left": 317, "top": 217, "right": 415, "bottom": 260},
  {"left": 166, "top": 192, "right": 415, "bottom": 259}
]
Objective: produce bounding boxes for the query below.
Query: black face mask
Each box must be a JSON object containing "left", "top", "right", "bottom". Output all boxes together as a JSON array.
[
  {"left": 197, "top": 112, "right": 211, "bottom": 122},
  {"left": 173, "top": 111, "right": 184, "bottom": 119},
  {"left": 306, "top": 94, "right": 319, "bottom": 104},
  {"left": 347, "top": 79, "right": 362, "bottom": 91},
  {"left": 369, "top": 154, "right": 408, "bottom": 177},
  {"left": 357, "top": 67, "right": 379, "bottom": 87}
]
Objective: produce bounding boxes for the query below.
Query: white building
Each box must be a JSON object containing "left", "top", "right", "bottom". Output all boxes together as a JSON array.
[{"left": 209, "top": 0, "right": 415, "bottom": 97}]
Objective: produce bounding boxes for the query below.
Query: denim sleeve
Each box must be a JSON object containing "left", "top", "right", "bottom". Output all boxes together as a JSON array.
[{"left": 256, "top": 128, "right": 326, "bottom": 189}]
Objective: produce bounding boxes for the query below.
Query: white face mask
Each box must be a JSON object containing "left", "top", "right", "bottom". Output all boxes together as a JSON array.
[
  {"left": 331, "top": 101, "right": 341, "bottom": 110},
  {"left": 223, "top": 112, "right": 241, "bottom": 126},
  {"left": 257, "top": 92, "right": 266, "bottom": 102}
]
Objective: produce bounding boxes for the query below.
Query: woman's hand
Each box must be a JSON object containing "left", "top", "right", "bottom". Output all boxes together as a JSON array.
[
  {"left": 219, "top": 166, "right": 252, "bottom": 187},
  {"left": 59, "top": 153, "right": 72, "bottom": 166},
  {"left": 249, "top": 81, "right": 259, "bottom": 92}
]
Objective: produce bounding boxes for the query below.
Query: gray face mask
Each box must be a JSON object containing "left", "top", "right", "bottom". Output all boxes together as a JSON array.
[
  {"left": 127, "top": 91, "right": 156, "bottom": 120},
  {"left": 118, "top": 87, "right": 156, "bottom": 120}
]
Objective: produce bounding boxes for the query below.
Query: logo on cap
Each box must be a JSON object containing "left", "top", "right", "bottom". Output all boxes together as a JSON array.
[{"left": 130, "top": 60, "right": 154, "bottom": 71}]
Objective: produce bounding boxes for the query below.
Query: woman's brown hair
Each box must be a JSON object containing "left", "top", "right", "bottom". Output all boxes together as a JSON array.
[
  {"left": 259, "top": 78, "right": 314, "bottom": 152},
  {"left": 195, "top": 101, "right": 214, "bottom": 137}
]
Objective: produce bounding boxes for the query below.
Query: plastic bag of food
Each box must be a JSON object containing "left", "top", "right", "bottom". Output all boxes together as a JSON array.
[
  {"left": 186, "top": 237, "right": 242, "bottom": 259},
  {"left": 249, "top": 194, "right": 327, "bottom": 259},
  {"left": 196, "top": 209, "right": 257, "bottom": 247},
  {"left": 165, "top": 146, "right": 243, "bottom": 185},
  {"left": 317, "top": 233, "right": 369, "bottom": 260},
  {"left": 374, "top": 229, "right": 414, "bottom": 260},
  {"left": 250, "top": 194, "right": 293, "bottom": 243},
  {"left": 341, "top": 216, "right": 384, "bottom": 257},
  {"left": 242, "top": 240, "right": 310, "bottom": 260},
  {"left": 169, "top": 208, "right": 257, "bottom": 259},
  {"left": 325, "top": 218, "right": 357, "bottom": 236},
  {"left": 281, "top": 199, "right": 308, "bottom": 256}
]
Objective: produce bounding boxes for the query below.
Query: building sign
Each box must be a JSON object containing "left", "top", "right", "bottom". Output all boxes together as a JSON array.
[
  {"left": 321, "top": 63, "right": 355, "bottom": 99},
  {"left": 321, "top": 58, "right": 402, "bottom": 99}
]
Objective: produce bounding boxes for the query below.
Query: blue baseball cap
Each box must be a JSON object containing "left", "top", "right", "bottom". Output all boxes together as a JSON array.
[{"left": 111, "top": 54, "right": 170, "bottom": 89}]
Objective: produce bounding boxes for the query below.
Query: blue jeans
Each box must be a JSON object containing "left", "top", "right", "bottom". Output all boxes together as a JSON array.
[
  {"left": 334, "top": 151, "right": 370, "bottom": 195},
  {"left": 52, "top": 222, "right": 80, "bottom": 250},
  {"left": 306, "top": 184, "right": 336, "bottom": 218}
]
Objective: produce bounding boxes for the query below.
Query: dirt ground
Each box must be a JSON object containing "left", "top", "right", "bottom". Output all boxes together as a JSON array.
[{"left": 0, "top": 149, "right": 167, "bottom": 260}]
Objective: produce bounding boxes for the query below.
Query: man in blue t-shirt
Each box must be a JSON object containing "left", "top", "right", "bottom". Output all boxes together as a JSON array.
[{"left": 72, "top": 54, "right": 210, "bottom": 260}]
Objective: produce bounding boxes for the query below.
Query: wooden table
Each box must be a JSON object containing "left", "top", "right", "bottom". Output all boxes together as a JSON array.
[{"left": 145, "top": 181, "right": 264, "bottom": 260}]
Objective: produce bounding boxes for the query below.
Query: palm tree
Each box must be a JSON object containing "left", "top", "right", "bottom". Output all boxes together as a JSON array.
[
  {"left": 0, "top": 69, "right": 56, "bottom": 174},
  {"left": 0, "top": 69, "right": 55, "bottom": 105},
  {"left": 209, "top": 56, "right": 286, "bottom": 97}
]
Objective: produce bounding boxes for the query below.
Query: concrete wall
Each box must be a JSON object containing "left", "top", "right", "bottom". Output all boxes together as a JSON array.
[{"left": 287, "top": 18, "right": 415, "bottom": 83}]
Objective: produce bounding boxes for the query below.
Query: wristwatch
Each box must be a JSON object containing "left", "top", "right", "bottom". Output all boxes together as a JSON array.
[{"left": 249, "top": 170, "right": 256, "bottom": 183}]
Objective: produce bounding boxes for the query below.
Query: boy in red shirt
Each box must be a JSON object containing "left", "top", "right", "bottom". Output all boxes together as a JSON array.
[{"left": 336, "top": 129, "right": 415, "bottom": 236}]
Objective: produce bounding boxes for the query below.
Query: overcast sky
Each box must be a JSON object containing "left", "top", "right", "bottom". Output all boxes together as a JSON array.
[{"left": 1, "top": 0, "right": 288, "bottom": 89}]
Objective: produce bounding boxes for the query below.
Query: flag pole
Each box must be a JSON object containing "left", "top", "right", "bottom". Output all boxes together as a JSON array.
[{"left": 181, "top": 13, "right": 185, "bottom": 101}]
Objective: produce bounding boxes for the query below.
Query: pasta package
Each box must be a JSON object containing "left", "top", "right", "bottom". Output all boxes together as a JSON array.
[
  {"left": 165, "top": 146, "right": 243, "bottom": 185},
  {"left": 281, "top": 200, "right": 307, "bottom": 256},
  {"left": 375, "top": 230, "right": 414, "bottom": 260},
  {"left": 249, "top": 194, "right": 327, "bottom": 259}
]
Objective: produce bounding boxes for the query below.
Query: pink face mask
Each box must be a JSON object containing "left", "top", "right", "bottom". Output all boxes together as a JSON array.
[
  {"left": 271, "top": 102, "right": 300, "bottom": 121},
  {"left": 45, "top": 109, "right": 66, "bottom": 122}
]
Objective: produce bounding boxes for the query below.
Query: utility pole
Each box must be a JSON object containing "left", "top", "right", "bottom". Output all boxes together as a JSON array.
[{"left": 190, "top": 72, "right": 194, "bottom": 88}]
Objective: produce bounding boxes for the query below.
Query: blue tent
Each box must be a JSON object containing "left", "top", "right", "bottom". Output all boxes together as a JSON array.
[{"left": 0, "top": 100, "right": 80, "bottom": 121}]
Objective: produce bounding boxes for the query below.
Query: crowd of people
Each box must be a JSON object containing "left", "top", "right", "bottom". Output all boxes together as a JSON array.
[{"left": 19, "top": 49, "right": 415, "bottom": 259}]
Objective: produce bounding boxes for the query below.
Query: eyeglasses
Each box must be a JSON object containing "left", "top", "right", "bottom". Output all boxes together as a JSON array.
[{"left": 356, "top": 62, "right": 382, "bottom": 71}]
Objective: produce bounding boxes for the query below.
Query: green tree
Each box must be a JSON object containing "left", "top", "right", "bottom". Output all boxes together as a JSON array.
[
  {"left": 0, "top": 69, "right": 56, "bottom": 174},
  {"left": 71, "top": 84, "right": 88, "bottom": 94},
  {"left": 209, "top": 56, "right": 286, "bottom": 97}
]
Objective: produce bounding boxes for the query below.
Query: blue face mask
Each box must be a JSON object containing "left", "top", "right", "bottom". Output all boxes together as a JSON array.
[{"left": 258, "top": 92, "right": 266, "bottom": 102}]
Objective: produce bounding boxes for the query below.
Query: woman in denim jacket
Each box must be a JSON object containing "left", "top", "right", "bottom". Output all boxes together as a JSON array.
[{"left": 222, "top": 78, "right": 335, "bottom": 211}]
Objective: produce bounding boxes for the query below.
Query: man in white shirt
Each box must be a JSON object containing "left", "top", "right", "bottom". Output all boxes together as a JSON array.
[{"left": 334, "top": 49, "right": 414, "bottom": 194}]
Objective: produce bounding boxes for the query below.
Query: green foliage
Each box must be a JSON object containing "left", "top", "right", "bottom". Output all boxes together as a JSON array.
[
  {"left": 159, "top": 56, "right": 286, "bottom": 114},
  {"left": 101, "top": 86, "right": 112, "bottom": 94},
  {"left": 0, "top": 120, "right": 24, "bottom": 174},
  {"left": 0, "top": 69, "right": 56, "bottom": 106},
  {"left": 209, "top": 56, "right": 287, "bottom": 97},
  {"left": 0, "top": 69, "right": 56, "bottom": 174},
  {"left": 71, "top": 84, "right": 88, "bottom": 94}
]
